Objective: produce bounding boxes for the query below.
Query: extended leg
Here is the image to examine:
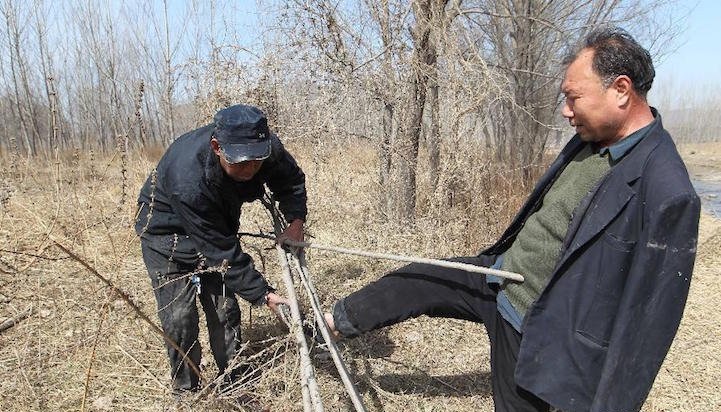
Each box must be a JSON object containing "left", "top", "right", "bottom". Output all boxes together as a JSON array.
[{"left": 331, "top": 257, "right": 498, "bottom": 336}]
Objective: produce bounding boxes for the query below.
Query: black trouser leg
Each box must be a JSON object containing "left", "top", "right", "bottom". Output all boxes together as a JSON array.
[
  {"left": 143, "top": 245, "right": 200, "bottom": 390},
  {"left": 487, "top": 308, "right": 550, "bottom": 412},
  {"left": 334, "top": 257, "right": 498, "bottom": 335},
  {"left": 198, "top": 274, "right": 241, "bottom": 376},
  {"left": 333, "top": 256, "right": 549, "bottom": 412},
  {"left": 141, "top": 239, "right": 202, "bottom": 392}
]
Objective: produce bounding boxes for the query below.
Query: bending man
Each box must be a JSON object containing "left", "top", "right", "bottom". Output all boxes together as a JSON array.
[{"left": 135, "top": 104, "right": 306, "bottom": 394}]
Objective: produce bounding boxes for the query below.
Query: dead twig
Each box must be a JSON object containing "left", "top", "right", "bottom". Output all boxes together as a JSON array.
[
  {"left": 81, "top": 302, "right": 110, "bottom": 412},
  {"left": 117, "top": 344, "right": 165, "bottom": 388},
  {"left": 0, "top": 306, "right": 33, "bottom": 333},
  {"left": 50, "top": 237, "right": 206, "bottom": 386},
  {"left": 0, "top": 248, "right": 68, "bottom": 261}
]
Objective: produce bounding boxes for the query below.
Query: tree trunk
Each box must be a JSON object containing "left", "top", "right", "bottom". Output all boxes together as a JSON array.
[
  {"left": 428, "top": 79, "right": 440, "bottom": 192},
  {"left": 392, "top": 0, "right": 435, "bottom": 222},
  {"left": 379, "top": 102, "right": 393, "bottom": 213},
  {"left": 3, "top": 3, "right": 33, "bottom": 155}
]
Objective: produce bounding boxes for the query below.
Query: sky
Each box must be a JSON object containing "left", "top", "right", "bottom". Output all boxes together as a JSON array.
[
  {"left": 107, "top": 0, "right": 721, "bottom": 110},
  {"left": 168, "top": 0, "right": 717, "bottom": 85},
  {"left": 653, "top": 0, "right": 721, "bottom": 89}
]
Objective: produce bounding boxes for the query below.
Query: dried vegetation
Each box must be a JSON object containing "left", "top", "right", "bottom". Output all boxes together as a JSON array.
[{"left": 0, "top": 140, "right": 719, "bottom": 411}]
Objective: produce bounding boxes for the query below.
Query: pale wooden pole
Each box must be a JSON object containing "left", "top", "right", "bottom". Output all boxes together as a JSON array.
[
  {"left": 281, "top": 239, "right": 524, "bottom": 282},
  {"left": 275, "top": 244, "right": 324, "bottom": 412},
  {"left": 289, "top": 251, "right": 368, "bottom": 411},
  {"left": 260, "top": 195, "right": 321, "bottom": 411}
]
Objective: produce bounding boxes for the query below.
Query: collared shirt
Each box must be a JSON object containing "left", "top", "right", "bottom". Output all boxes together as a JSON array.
[
  {"left": 599, "top": 120, "right": 655, "bottom": 164},
  {"left": 489, "top": 117, "right": 658, "bottom": 332}
]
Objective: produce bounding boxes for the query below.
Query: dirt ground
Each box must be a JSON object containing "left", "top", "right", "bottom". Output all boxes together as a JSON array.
[
  {"left": 678, "top": 142, "right": 721, "bottom": 182},
  {"left": 0, "top": 140, "right": 720, "bottom": 411}
]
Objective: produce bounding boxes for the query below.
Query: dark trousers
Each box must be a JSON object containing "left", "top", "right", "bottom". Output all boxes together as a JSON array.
[
  {"left": 333, "top": 257, "right": 549, "bottom": 412},
  {"left": 140, "top": 235, "right": 241, "bottom": 392}
]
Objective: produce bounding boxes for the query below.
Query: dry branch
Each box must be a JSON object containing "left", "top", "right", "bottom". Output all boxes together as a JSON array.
[
  {"left": 0, "top": 306, "right": 32, "bottom": 333},
  {"left": 289, "top": 251, "right": 368, "bottom": 411},
  {"left": 50, "top": 238, "right": 205, "bottom": 386},
  {"left": 81, "top": 303, "right": 110, "bottom": 412},
  {"left": 117, "top": 344, "right": 165, "bottom": 388}
]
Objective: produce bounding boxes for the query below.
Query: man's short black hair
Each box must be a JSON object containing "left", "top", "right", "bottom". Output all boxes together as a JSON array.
[{"left": 564, "top": 27, "right": 655, "bottom": 98}]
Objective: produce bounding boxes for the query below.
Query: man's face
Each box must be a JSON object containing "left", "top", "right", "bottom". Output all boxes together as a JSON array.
[
  {"left": 220, "top": 157, "right": 264, "bottom": 182},
  {"left": 561, "top": 49, "right": 623, "bottom": 147},
  {"left": 211, "top": 139, "right": 264, "bottom": 181}
]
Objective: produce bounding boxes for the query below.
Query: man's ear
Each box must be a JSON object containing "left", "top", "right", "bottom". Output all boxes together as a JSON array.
[
  {"left": 210, "top": 138, "right": 222, "bottom": 156},
  {"left": 612, "top": 75, "right": 632, "bottom": 107}
]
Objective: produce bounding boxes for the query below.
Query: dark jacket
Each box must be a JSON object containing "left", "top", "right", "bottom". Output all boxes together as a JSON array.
[
  {"left": 481, "top": 112, "right": 700, "bottom": 412},
  {"left": 136, "top": 124, "right": 307, "bottom": 304}
]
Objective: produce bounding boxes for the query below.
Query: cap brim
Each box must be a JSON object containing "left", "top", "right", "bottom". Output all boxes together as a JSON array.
[{"left": 220, "top": 140, "right": 271, "bottom": 163}]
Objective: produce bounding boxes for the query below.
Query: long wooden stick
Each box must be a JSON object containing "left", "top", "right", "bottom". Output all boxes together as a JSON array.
[
  {"left": 260, "top": 196, "right": 321, "bottom": 411},
  {"left": 289, "top": 251, "right": 367, "bottom": 411},
  {"left": 259, "top": 197, "right": 365, "bottom": 410},
  {"left": 276, "top": 238, "right": 524, "bottom": 282},
  {"left": 0, "top": 306, "right": 32, "bottom": 333},
  {"left": 275, "top": 245, "right": 324, "bottom": 412}
]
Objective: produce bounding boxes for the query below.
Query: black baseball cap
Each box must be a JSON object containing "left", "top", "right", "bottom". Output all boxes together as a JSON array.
[{"left": 213, "top": 105, "right": 272, "bottom": 163}]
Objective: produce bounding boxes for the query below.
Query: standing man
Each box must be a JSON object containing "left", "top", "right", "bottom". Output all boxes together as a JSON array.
[
  {"left": 135, "top": 104, "right": 307, "bottom": 394},
  {"left": 324, "top": 27, "right": 700, "bottom": 412}
]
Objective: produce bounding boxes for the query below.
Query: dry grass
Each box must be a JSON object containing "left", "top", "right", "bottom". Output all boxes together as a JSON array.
[{"left": 0, "top": 139, "right": 719, "bottom": 411}]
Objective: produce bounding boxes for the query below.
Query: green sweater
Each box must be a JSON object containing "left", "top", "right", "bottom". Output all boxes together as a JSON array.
[{"left": 502, "top": 144, "right": 611, "bottom": 318}]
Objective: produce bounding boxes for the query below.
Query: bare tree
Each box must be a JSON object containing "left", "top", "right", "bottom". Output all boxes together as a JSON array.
[
  {"left": 2, "top": 0, "right": 37, "bottom": 155},
  {"left": 455, "top": 0, "right": 684, "bottom": 182},
  {"left": 0, "top": 0, "right": 692, "bottom": 186},
  {"left": 275, "top": 0, "right": 470, "bottom": 222}
]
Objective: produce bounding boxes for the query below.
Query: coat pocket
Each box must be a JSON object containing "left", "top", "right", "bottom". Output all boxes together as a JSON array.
[{"left": 576, "top": 232, "right": 636, "bottom": 347}]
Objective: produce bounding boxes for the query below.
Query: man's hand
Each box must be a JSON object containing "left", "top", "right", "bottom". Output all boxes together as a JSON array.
[
  {"left": 265, "top": 292, "right": 290, "bottom": 316},
  {"left": 277, "top": 218, "right": 304, "bottom": 248}
]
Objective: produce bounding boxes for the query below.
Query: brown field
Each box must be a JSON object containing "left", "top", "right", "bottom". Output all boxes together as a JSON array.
[
  {"left": 1, "top": 140, "right": 720, "bottom": 411},
  {"left": 678, "top": 142, "right": 721, "bottom": 182}
]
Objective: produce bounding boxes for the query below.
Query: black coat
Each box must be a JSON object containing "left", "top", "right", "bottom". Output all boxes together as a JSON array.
[
  {"left": 136, "top": 124, "right": 307, "bottom": 304},
  {"left": 481, "top": 112, "right": 700, "bottom": 412}
]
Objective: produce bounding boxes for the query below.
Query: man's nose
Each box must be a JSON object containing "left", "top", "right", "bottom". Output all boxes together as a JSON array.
[{"left": 561, "top": 103, "right": 573, "bottom": 119}]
